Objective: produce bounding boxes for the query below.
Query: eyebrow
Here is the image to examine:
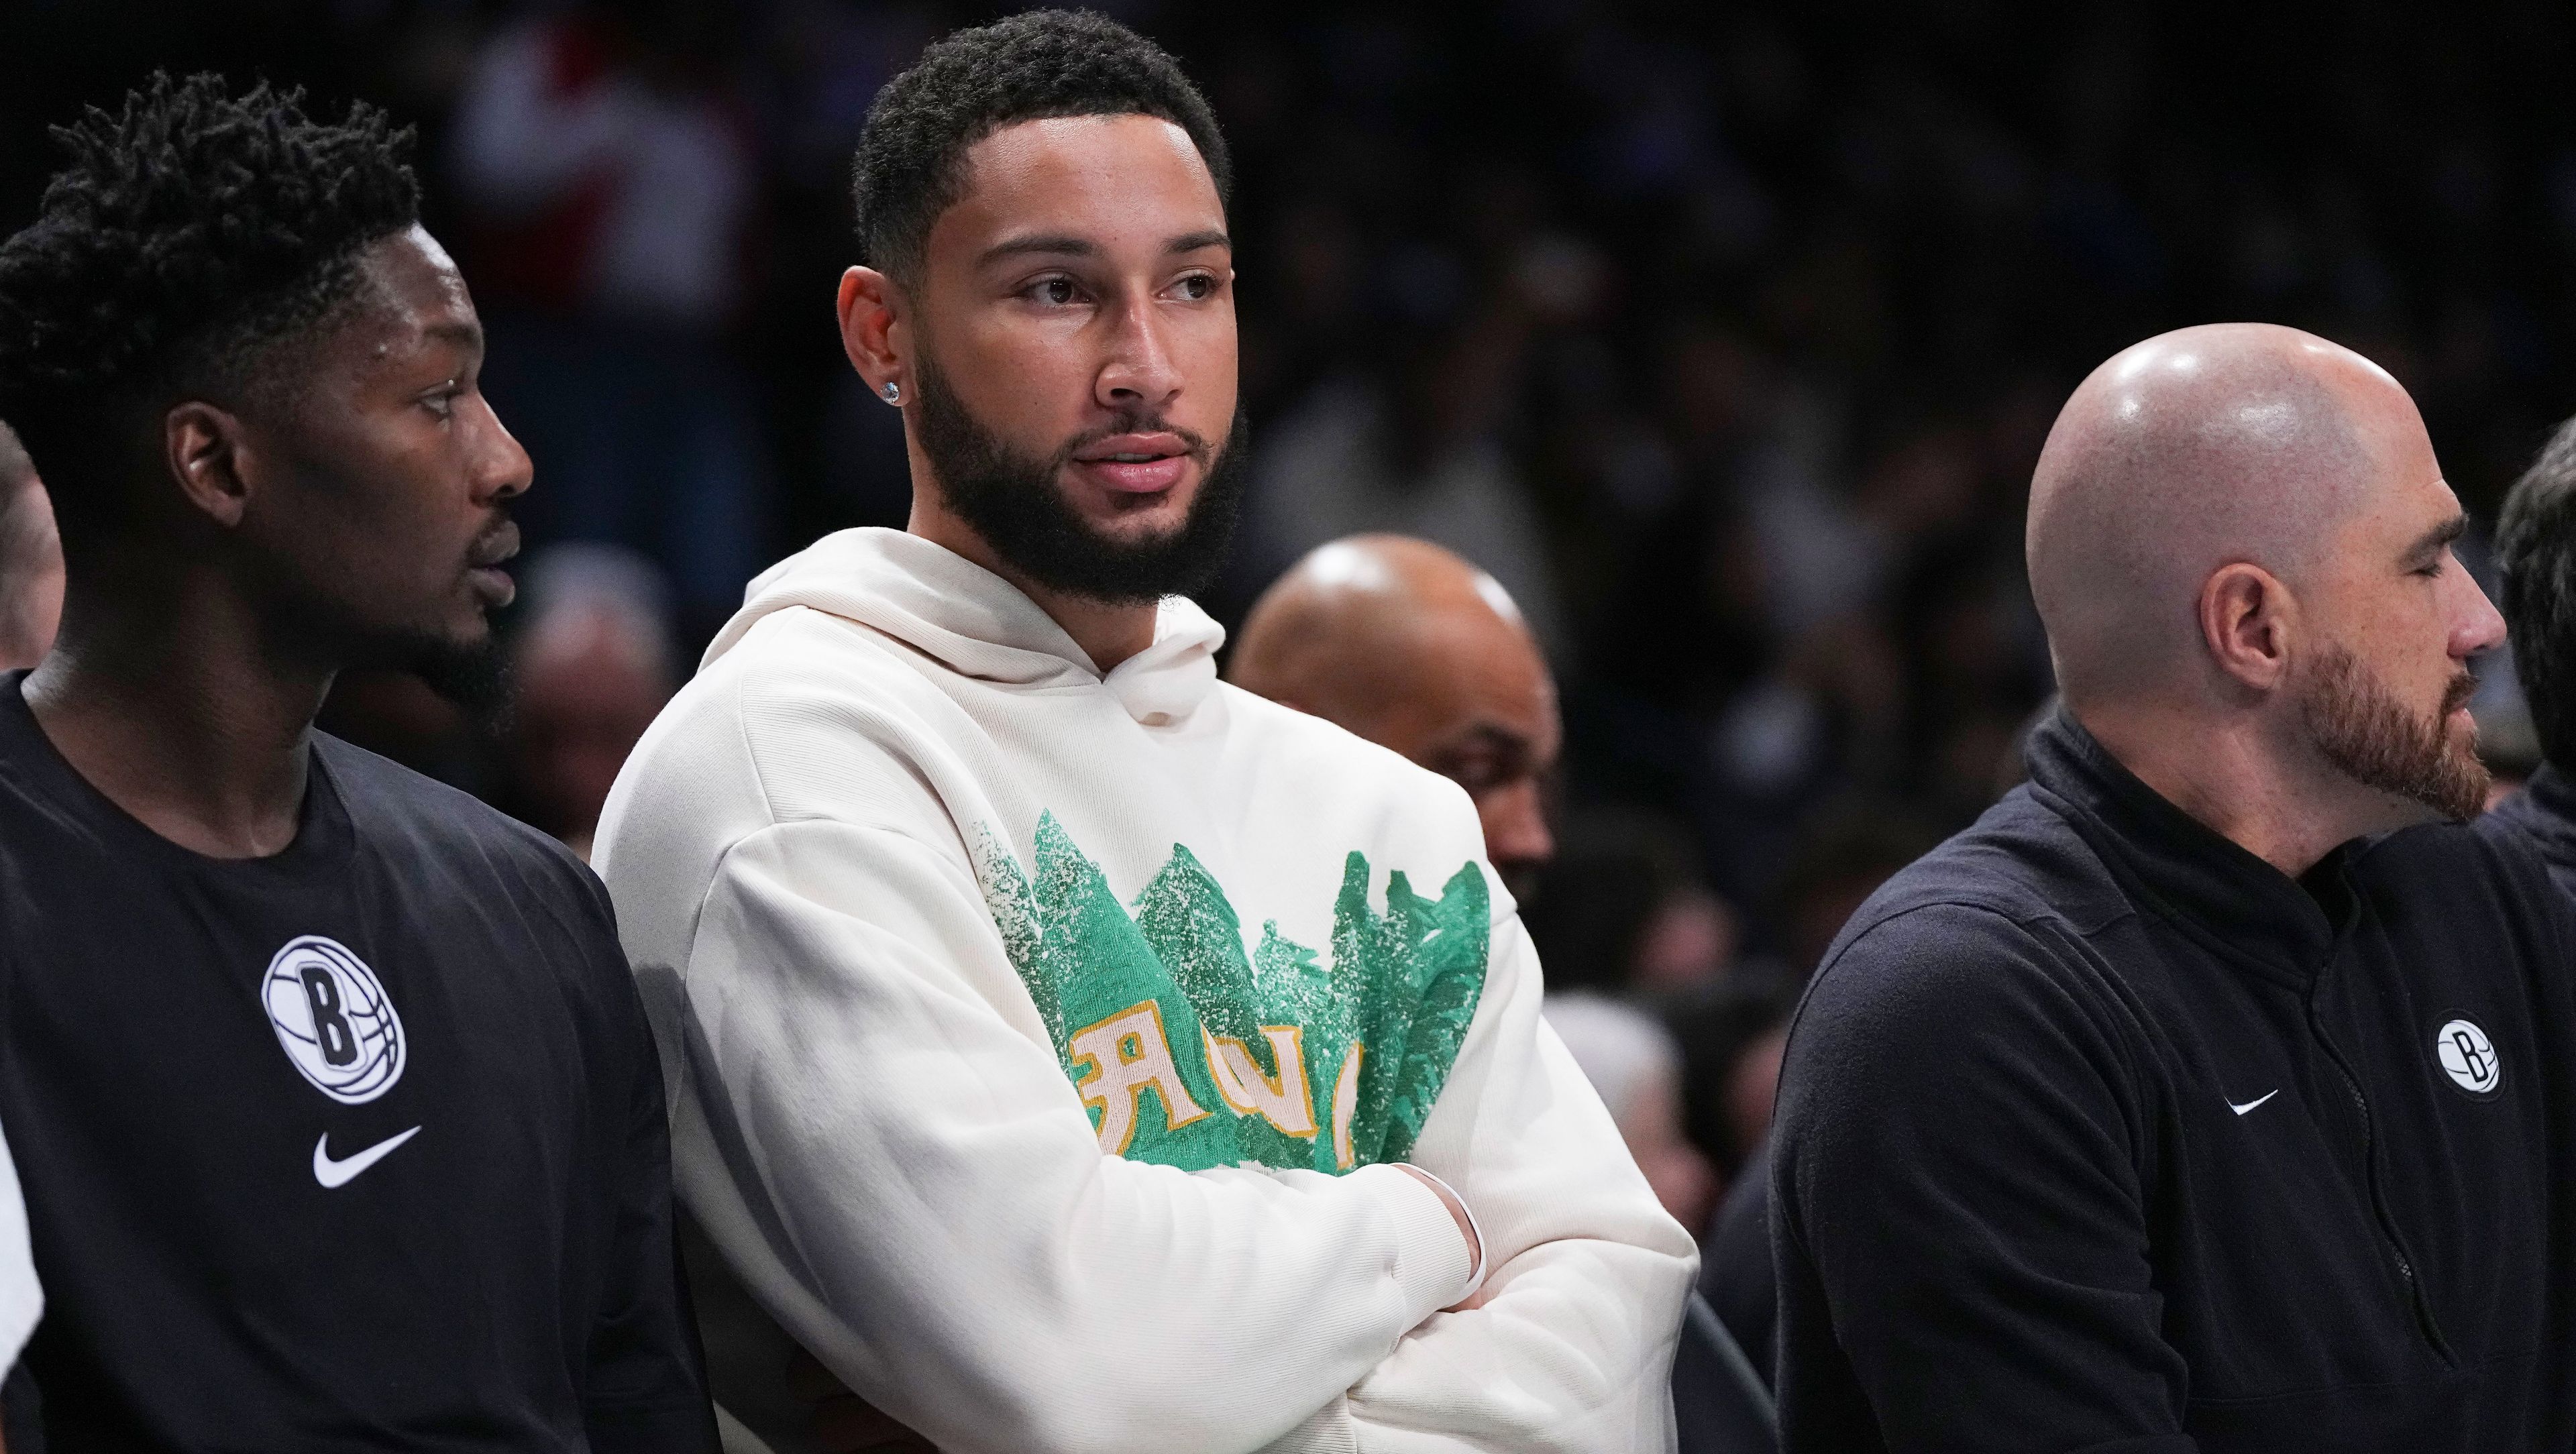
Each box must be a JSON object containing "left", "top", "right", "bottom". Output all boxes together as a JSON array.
[
  {"left": 1435, "top": 721, "right": 1537, "bottom": 761},
  {"left": 2408, "top": 513, "right": 2469, "bottom": 559},
  {"left": 422, "top": 318, "right": 484, "bottom": 351},
  {"left": 977, "top": 229, "right": 1233, "bottom": 266}
]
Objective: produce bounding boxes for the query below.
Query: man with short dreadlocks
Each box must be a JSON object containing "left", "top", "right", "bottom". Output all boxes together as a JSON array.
[{"left": 0, "top": 74, "right": 716, "bottom": 1448}]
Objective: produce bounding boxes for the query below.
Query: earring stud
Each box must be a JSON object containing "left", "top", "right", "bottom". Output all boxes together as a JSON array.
[{"left": 880, "top": 380, "right": 902, "bottom": 404}]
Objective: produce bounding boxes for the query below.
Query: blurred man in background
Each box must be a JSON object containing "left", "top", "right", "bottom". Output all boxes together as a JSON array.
[
  {"left": 2487, "top": 415, "right": 2576, "bottom": 895},
  {"left": 500, "top": 543, "right": 680, "bottom": 860},
  {"left": 0, "top": 427, "right": 58, "bottom": 672},
  {"left": 1231, "top": 533, "right": 1558, "bottom": 899},
  {"left": 1773, "top": 323, "right": 2576, "bottom": 1451}
]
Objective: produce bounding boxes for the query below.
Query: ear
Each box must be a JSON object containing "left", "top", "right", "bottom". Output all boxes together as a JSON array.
[
  {"left": 163, "top": 400, "right": 256, "bottom": 529},
  {"left": 837, "top": 266, "right": 907, "bottom": 402},
  {"left": 2198, "top": 561, "right": 2300, "bottom": 694}
]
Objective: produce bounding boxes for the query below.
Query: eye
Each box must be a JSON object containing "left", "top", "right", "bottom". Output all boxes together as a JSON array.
[
  {"left": 420, "top": 384, "right": 461, "bottom": 420},
  {"left": 1173, "top": 272, "right": 1219, "bottom": 301},
  {"left": 1023, "top": 276, "right": 1082, "bottom": 306}
]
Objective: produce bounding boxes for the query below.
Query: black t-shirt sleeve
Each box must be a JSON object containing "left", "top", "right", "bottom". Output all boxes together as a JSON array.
[
  {"left": 1770, "top": 902, "right": 2198, "bottom": 1454},
  {"left": 568, "top": 873, "right": 721, "bottom": 1453}
]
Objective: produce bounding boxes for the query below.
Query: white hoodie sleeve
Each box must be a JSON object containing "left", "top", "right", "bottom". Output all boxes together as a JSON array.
[
  {"left": 1336, "top": 911, "right": 1700, "bottom": 1453},
  {"left": 675, "top": 816, "right": 1479, "bottom": 1454}
]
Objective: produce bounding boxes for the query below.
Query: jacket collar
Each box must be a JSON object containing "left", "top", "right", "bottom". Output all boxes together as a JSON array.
[{"left": 2025, "top": 708, "right": 2354, "bottom": 978}]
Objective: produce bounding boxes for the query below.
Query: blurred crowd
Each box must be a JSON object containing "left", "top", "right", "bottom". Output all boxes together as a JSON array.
[{"left": 7, "top": 0, "right": 2575, "bottom": 1216}]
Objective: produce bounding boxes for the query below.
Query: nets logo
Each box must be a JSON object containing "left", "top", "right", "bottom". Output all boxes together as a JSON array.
[
  {"left": 2434, "top": 1017, "right": 2502, "bottom": 1098},
  {"left": 262, "top": 936, "right": 407, "bottom": 1105}
]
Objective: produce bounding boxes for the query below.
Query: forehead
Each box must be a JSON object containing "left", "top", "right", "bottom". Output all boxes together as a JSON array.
[
  {"left": 2331, "top": 374, "right": 2455, "bottom": 548},
  {"left": 934, "top": 113, "right": 1223, "bottom": 256},
  {"left": 1419, "top": 608, "right": 1558, "bottom": 731},
  {"left": 324, "top": 226, "right": 475, "bottom": 359}
]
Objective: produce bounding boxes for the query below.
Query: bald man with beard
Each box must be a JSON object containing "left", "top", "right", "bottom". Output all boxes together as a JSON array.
[
  {"left": 1770, "top": 324, "right": 2576, "bottom": 1453},
  {"left": 1231, "top": 535, "right": 1559, "bottom": 901}
]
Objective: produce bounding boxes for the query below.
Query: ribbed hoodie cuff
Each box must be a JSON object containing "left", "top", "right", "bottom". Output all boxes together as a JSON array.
[{"left": 1256, "top": 1394, "right": 1358, "bottom": 1454}]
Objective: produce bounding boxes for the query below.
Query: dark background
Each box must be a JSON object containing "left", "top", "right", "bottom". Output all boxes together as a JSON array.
[{"left": 7, "top": 0, "right": 2571, "bottom": 1186}]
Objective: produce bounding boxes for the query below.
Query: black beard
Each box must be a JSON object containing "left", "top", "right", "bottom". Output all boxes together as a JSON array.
[
  {"left": 2299, "top": 645, "right": 2486, "bottom": 822},
  {"left": 911, "top": 349, "right": 1248, "bottom": 605},
  {"left": 407, "top": 633, "right": 513, "bottom": 718}
]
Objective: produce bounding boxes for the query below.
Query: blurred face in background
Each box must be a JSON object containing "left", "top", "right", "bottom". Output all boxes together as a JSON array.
[
  {"left": 505, "top": 602, "right": 674, "bottom": 858},
  {"left": 900, "top": 113, "right": 1246, "bottom": 602},
  {"left": 1335, "top": 602, "right": 1560, "bottom": 901}
]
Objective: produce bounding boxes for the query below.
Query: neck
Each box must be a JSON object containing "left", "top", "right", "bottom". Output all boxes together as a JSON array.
[
  {"left": 23, "top": 560, "right": 329, "bottom": 858},
  {"left": 2074, "top": 697, "right": 2414, "bottom": 879},
  {"left": 906, "top": 496, "right": 1160, "bottom": 674}
]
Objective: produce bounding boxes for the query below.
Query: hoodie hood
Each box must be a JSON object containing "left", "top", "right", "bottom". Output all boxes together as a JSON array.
[{"left": 704, "top": 528, "right": 1225, "bottom": 726}]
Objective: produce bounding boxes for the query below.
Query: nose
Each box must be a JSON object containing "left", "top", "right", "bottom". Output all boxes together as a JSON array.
[
  {"left": 473, "top": 392, "right": 533, "bottom": 502},
  {"left": 2453, "top": 568, "right": 2507, "bottom": 659},
  {"left": 1477, "top": 780, "right": 1555, "bottom": 878},
  {"left": 1095, "top": 293, "right": 1182, "bottom": 414}
]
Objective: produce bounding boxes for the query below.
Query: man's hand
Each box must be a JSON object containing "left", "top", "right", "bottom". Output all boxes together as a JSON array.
[
  {"left": 1395, "top": 1163, "right": 1482, "bottom": 1305},
  {"left": 788, "top": 1347, "right": 938, "bottom": 1453}
]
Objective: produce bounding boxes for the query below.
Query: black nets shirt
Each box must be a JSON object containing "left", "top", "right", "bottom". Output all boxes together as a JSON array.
[{"left": 0, "top": 677, "right": 715, "bottom": 1451}]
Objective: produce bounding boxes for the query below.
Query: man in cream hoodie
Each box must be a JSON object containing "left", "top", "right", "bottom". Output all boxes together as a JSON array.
[{"left": 595, "top": 13, "right": 1695, "bottom": 1453}]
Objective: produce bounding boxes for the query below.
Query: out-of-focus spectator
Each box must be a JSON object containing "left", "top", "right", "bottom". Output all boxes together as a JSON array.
[
  {"left": 1668, "top": 803, "right": 1939, "bottom": 1180},
  {"left": 1238, "top": 305, "right": 1572, "bottom": 660},
  {"left": 0, "top": 425, "right": 59, "bottom": 671},
  {"left": 1542, "top": 992, "right": 1718, "bottom": 1233},
  {"left": 1772, "top": 803, "right": 1946, "bottom": 980},
  {"left": 449, "top": 0, "right": 771, "bottom": 640},
  {"left": 1633, "top": 883, "right": 1741, "bottom": 995},
  {"left": 1232, "top": 534, "right": 1559, "bottom": 901},
  {"left": 1521, "top": 807, "right": 1743, "bottom": 994},
  {"left": 500, "top": 544, "right": 679, "bottom": 860}
]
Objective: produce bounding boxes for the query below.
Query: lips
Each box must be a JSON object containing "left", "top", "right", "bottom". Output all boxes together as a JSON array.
[
  {"left": 1070, "top": 432, "right": 1195, "bottom": 494},
  {"left": 468, "top": 519, "right": 521, "bottom": 572},
  {"left": 466, "top": 520, "right": 521, "bottom": 606}
]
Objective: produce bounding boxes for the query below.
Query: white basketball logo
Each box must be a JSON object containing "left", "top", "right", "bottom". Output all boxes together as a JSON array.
[
  {"left": 262, "top": 936, "right": 407, "bottom": 1105},
  {"left": 2434, "top": 1017, "right": 2501, "bottom": 1097}
]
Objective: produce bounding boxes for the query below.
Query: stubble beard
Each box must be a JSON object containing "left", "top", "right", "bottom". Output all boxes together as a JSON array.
[
  {"left": 2298, "top": 643, "right": 2487, "bottom": 823},
  {"left": 909, "top": 347, "right": 1248, "bottom": 606}
]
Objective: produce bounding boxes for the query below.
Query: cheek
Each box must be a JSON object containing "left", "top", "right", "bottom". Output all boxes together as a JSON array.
[
  {"left": 953, "top": 319, "right": 1092, "bottom": 439},
  {"left": 1173, "top": 311, "right": 1238, "bottom": 416}
]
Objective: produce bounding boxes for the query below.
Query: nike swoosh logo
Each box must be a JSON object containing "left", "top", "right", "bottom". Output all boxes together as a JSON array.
[
  {"left": 312, "top": 1126, "right": 421, "bottom": 1188},
  {"left": 2228, "top": 1090, "right": 2280, "bottom": 1116}
]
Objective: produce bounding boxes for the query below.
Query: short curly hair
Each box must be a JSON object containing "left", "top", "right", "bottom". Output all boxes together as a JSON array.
[
  {"left": 852, "top": 9, "right": 1229, "bottom": 288},
  {"left": 0, "top": 73, "right": 419, "bottom": 535}
]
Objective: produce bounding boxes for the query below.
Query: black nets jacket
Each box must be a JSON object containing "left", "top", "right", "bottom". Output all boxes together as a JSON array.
[{"left": 1772, "top": 711, "right": 2576, "bottom": 1453}]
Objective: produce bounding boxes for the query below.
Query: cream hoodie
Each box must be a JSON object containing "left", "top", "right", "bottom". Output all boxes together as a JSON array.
[{"left": 595, "top": 528, "right": 1695, "bottom": 1454}]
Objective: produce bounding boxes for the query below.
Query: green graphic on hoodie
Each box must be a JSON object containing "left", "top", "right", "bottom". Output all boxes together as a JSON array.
[{"left": 974, "top": 812, "right": 1489, "bottom": 1174}]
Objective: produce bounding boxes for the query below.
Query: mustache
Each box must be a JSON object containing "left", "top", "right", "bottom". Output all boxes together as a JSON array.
[
  {"left": 2442, "top": 671, "right": 2478, "bottom": 717},
  {"left": 1049, "top": 415, "right": 1217, "bottom": 469}
]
